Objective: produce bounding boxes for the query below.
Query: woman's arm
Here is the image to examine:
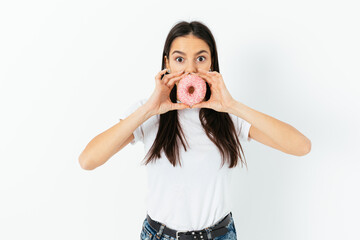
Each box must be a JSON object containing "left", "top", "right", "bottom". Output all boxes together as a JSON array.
[
  {"left": 227, "top": 100, "right": 311, "bottom": 156},
  {"left": 78, "top": 104, "right": 153, "bottom": 170}
]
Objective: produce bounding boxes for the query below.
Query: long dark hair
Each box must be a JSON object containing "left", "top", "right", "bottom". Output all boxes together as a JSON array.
[{"left": 141, "top": 20, "right": 247, "bottom": 169}]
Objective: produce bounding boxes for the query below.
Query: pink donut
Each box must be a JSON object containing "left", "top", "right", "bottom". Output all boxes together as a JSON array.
[{"left": 177, "top": 74, "right": 206, "bottom": 106}]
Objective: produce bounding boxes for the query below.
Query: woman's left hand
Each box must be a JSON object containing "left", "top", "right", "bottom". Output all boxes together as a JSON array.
[{"left": 191, "top": 69, "right": 236, "bottom": 113}]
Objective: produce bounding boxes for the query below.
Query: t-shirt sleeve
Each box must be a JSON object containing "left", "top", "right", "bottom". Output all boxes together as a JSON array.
[
  {"left": 229, "top": 113, "right": 252, "bottom": 142},
  {"left": 118, "top": 99, "right": 146, "bottom": 145}
]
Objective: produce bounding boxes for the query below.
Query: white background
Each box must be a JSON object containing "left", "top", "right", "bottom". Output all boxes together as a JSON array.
[{"left": 1, "top": 0, "right": 359, "bottom": 239}]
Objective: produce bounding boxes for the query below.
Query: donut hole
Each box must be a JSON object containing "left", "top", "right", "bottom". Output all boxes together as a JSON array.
[{"left": 188, "top": 86, "right": 195, "bottom": 94}]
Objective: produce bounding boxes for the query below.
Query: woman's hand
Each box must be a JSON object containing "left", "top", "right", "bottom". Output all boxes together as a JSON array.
[
  {"left": 190, "top": 69, "right": 236, "bottom": 113},
  {"left": 145, "top": 69, "right": 190, "bottom": 116}
]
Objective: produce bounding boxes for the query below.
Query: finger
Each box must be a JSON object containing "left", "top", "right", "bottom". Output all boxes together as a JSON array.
[
  {"left": 166, "top": 73, "right": 187, "bottom": 87},
  {"left": 164, "top": 72, "right": 186, "bottom": 87},
  {"left": 173, "top": 103, "right": 190, "bottom": 110},
  {"left": 199, "top": 68, "right": 217, "bottom": 75},
  {"left": 198, "top": 68, "right": 212, "bottom": 74},
  {"left": 194, "top": 72, "right": 214, "bottom": 86},
  {"left": 155, "top": 69, "right": 169, "bottom": 82},
  {"left": 198, "top": 69, "right": 218, "bottom": 78},
  {"left": 162, "top": 70, "right": 185, "bottom": 85},
  {"left": 191, "top": 102, "right": 204, "bottom": 109}
]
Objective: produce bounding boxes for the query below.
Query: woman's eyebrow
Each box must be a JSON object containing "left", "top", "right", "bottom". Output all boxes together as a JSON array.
[{"left": 171, "top": 50, "right": 209, "bottom": 56}]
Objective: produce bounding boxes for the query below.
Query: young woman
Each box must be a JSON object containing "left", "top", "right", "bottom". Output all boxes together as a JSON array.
[{"left": 79, "top": 21, "right": 311, "bottom": 240}]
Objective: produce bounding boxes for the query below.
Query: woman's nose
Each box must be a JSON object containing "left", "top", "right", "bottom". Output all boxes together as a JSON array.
[{"left": 184, "top": 67, "right": 198, "bottom": 74}]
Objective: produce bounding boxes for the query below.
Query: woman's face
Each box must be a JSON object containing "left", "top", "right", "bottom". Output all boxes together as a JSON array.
[{"left": 165, "top": 34, "right": 212, "bottom": 88}]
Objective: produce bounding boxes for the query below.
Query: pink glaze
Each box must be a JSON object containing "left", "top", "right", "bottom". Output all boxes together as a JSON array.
[{"left": 177, "top": 74, "right": 206, "bottom": 106}]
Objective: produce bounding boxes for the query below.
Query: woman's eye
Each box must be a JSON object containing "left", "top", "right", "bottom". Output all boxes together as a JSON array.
[
  {"left": 175, "top": 57, "right": 183, "bottom": 63},
  {"left": 198, "top": 56, "right": 206, "bottom": 62}
]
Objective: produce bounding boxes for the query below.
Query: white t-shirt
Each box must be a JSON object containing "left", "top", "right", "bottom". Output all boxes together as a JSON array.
[{"left": 119, "top": 97, "right": 252, "bottom": 231}]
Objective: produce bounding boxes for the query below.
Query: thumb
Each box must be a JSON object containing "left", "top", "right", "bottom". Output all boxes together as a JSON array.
[
  {"left": 191, "top": 102, "right": 205, "bottom": 109},
  {"left": 173, "top": 103, "right": 190, "bottom": 110}
]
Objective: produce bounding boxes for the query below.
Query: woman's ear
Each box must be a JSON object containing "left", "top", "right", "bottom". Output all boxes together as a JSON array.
[{"left": 164, "top": 55, "right": 169, "bottom": 69}]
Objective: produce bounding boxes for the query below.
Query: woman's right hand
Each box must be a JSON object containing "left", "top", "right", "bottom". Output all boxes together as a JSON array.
[{"left": 145, "top": 69, "right": 190, "bottom": 116}]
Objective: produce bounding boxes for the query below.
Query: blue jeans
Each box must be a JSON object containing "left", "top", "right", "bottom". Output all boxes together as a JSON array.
[{"left": 140, "top": 212, "right": 237, "bottom": 240}]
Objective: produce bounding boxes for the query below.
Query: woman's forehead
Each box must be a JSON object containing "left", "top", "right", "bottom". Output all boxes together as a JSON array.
[{"left": 170, "top": 36, "right": 210, "bottom": 54}]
